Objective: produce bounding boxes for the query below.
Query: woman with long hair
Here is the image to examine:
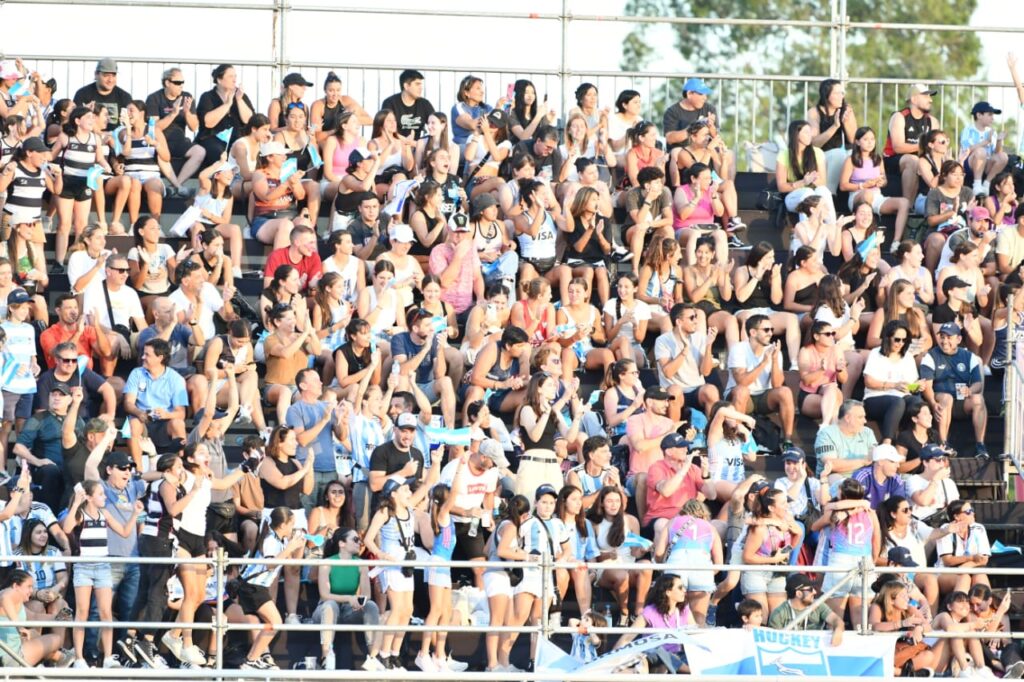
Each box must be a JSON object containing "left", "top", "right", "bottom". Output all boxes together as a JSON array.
[
  {"left": 877, "top": 495, "right": 955, "bottom": 617},
  {"left": 15, "top": 517, "right": 70, "bottom": 639},
  {"left": 915, "top": 129, "right": 952, "bottom": 216},
  {"left": 50, "top": 105, "right": 109, "bottom": 263},
  {"left": 673, "top": 162, "right": 729, "bottom": 266},
  {"left": 559, "top": 185, "right": 613, "bottom": 305},
  {"left": 932, "top": 591, "right": 994, "bottom": 677},
  {"left": 601, "top": 358, "right": 644, "bottom": 441},
  {"left": 675, "top": 119, "right": 742, "bottom": 230},
  {"left": 839, "top": 126, "right": 909, "bottom": 247},
  {"left": 782, "top": 245, "right": 825, "bottom": 315},
  {"left": 407, "top": 180, "right": 448, "bottom": 263},
  {"left": 127, "top": 214, "right": 179, "bottom": 302},
  {"left": 266, "top": 72, "right": 311, "bottom": 132},
  {"left": 320, "top": 110, "right": 364, "bottom": 208},
  {"left": 310, "top": 271, "right": 351, "bottom": 381},
  {"left": 654, "top": 499, "right": 722, "bottom": 626},
  {"left": 3, "top": 213, "right": 47, "bottom": 321},
  {"left": 414, "top": 112, "right": 460, "bottom": 172},
  {"left": 190, "top": 158, "right": 242, "bottom": 278},
  {"left": 510, "top": 277, "right": 557, "bottom": 349},
  {"left": 881, "top": 240, "right": 934, "bottom": 308},
  {"left": 706, "top": 401, "right": 757, "bottom": 503},
  {"left": 367, "top": 109, "right": 414, "bottom": 198},
  {"left": 603, "top": 273, "right": 654, "bottom": 364},
  {"left": 612, "top": 573, "right": 691, "bottom": 672},
  {"left": 307, "top": 479, "right": 352, "bottom": 549},
  {"left": 460, "top": 283, "right": 512, "bottom": 365},
  {"left": 807, "top": 78, "right": 857, "bottom": 193},
  {"left": 682, "top": 234, "right": 739, "bottom": 347},
  {"left": 483, "top": 494, "right": 529, "bottom": 673},
  {"left": 863, "top": 320, "right": 922, "bottom": 442},
  {"left": 310, "top": 71, "right": 371, "bottom": 147},
  {"left": 355, "top": 260, "right": 406, "bottom": 366},
  {"left": 120, "top": 100, "right": 169, "bottom": 223},
  {"left": 797, "top": 321, "right": 848, "bottom": 423},
  {"left": 637, "top": 237, "right": 683, "bottom": 323},
  {"left": 463, "top": 110, "right": 512, "bottom": 198},
  {"left": 0, "top": 287, "right": 38, "bottom": 448},
  {"left": 508, "top": 79, "right": 553, "bottom": 141},
  {"left": 272, "top": 102, "right": 322, "bottom": 217},
  {"left": 259, "top": 425, "right": 315, "bottom": 623},
  {"left": 557, "top": 276, "right": 615, "bottom": 384},
  {"left": 321, "top": 229, "right": 366, "bottom": 302},
  {"left": 418, "top": 274, "right": 464, "bottom": 385},
  {"left": 734, "top": 242, "right": 802, "bottom": 366},
  {"left": 624, "top": 120, "right": 667, "bottom": 191},
  {"left": 228, "top": 113, "right": 271, "bottom": 201},
  {"left": 0, "top": 569, "right": 70, "bottom": 667},
  {"left": 606, "top": 89, "right": 642, "bottom": 159},
  {"left": 588, "top": 485, "right": 653, "bottom": 626},
  {"left": 984, "top": 170, "right": 1018, "bottom": 226},
  {"left": 922, "top": 160, "right": 973, "bottom": 272},
  {"left": 893, "top": 403, "right": 937, "bottom": 471},
  {"left": 810, "top": 477, "right": 879, "bottom": 629},
  {"left": 936, "top": 500, "right": 992, "bottom": 594},
  {"left": 775, "top": 119, "right": 837, "bottom": 222},
  {"left": 513, "top": 371, "right": 585, "bottom": 496},
  {"left": 263, "top": 303, "right": 320, "bottom": 423},
  {"left": 740, "top": 487, "right": 799, "bottom": 613},
  {"left": 250, "top": 140, "right": 310, "bottom": 250},
  {"left": 869, "top": 580, "right": 943, "bottom": 676},
  {"left": 867, "top": 279, "right": 932, "bottom": 358},
  {"left": 471, "top": 191, "right": 518, "bottom": 297},
  {"left": 840, "top": 200, "right": 891, "bottom": 279},
  {"left": 377, "top": 225, "right": 425, "bottom": 310},
  {"left": 555, "top": 485, "right": 597, "bottom": 615},
  {"left": 811, "top": 273, "right": 866, "bottom": 358},
  {"left": 790, "top": 193, "right": 845, "bottom": 259},
  {"left": 259, "top": 263, "right": 308, "bottom": 329}
]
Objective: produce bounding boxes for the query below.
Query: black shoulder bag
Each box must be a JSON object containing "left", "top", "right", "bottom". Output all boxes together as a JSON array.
[{"left": 101, "top": 281, "right": 132, "bottom": 343}]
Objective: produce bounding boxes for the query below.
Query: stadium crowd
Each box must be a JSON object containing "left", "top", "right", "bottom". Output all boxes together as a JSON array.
[{"left": 0, "top": 52, "right": 1017, "bottom": 677}]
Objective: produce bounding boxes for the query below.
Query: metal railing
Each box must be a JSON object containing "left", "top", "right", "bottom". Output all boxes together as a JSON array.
[
  {"left": 4, "top": 550, "right": 1024, "bottom": 678},
  {"left": 1003, "top": 293, "right": 1024, "bottom": 493},
  {"left": 3, "top": 2, "right": 1024, "bottom": 170}
]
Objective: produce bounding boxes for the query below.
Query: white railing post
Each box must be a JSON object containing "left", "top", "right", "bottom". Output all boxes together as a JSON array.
[
  {"left": 859, "top": 555, "right": 871, "bottom": 635},
  {"left": 560, "top": 0, "right": 570, "bottom": 126},
  {"left": 214, "top": 547, "right": 227, "bottom": 673},
  {"left": 837, "top": 0, "right": 849, "bottom": 80}
]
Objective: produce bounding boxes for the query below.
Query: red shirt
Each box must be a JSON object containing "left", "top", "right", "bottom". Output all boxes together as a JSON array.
[
  {"left": 39, "top": 323, "right": 99, "bottom": 370},
  {"left": 263, "top": 247, "right": 323, "bottom": 293},
  {"left": 644, "top": 458, "right": 703, "bottom": 527}
]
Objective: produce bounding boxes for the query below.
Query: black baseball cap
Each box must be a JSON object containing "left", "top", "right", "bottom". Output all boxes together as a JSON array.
[
  {"left": 785, "top": 573, "right": 815, "bottom": 598},
  {"left": 887, "top": 547, "right": 918, "bottom": 567}
]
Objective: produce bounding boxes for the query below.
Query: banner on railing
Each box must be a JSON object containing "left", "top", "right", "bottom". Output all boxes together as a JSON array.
[{"left": 683, "top": 628, "right": 896, "bottom": 677}]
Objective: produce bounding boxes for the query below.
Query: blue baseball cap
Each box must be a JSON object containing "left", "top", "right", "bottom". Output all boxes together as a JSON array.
[
  {"left": 782, "top": 446, "right": 806, "bottom": 462},
  {"left": 920, "top": 444, "right": 949, "bottom": 461},
  {"left": 660, "top": 433, "right": 692, "bottom": 451},
  {"left": 682, "top": 77, "right": 712, "bottom": 96}
]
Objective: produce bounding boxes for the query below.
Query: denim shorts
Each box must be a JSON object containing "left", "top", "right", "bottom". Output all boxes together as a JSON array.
[{"left": 73, "top": 561, "right": 113, "bottom": 589}]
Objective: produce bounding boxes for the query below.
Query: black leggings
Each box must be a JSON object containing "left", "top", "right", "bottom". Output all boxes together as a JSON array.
[
  {"left": 864, "top": 394, "right": 922, "bottom": 441},
  {"left": 133, "top": 535, "right": 175, "bottom": 640}
]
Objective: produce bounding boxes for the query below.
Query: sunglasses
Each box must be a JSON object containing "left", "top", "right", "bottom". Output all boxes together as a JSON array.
[
  {"left": 109, "top": 267, "right": 130, "bottom": 273},
  {"left": 760, "top": 327, "right": 774, "bottom": 333},
  {"left": 686, "top": 314, "right": 698, "bottom": 320},
  {"left": 960, "top": 508, "right": 975, "bottom": 515},
  {"left": 167, "top": 80, "right": 185, "bottom": 86},
  {"left": 113, "top": 464, "right": 134, "bottom": 472},
  {"left": 58, "top": 357, "right": 77, "bottom": 364},
  {"left": 818, "top": 331, "right": 837, "bottom": 337},
  {"left": 897, "top": 507, "right": 912, "bottom": 514},
  {"left": 891, "top": 336, "right": 909, "bottom": 343}
]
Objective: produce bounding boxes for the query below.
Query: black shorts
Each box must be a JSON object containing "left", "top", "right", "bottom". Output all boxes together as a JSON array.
[
  {"left": 236, "top": 582, "right": 272, "bottom": 616},
  {"left": 453, "top": 520, "right": 487, "bottom": 560},
  {"left": 177, "top": 528, "right": 207, "bottom": 557},
  {"left": 523, "top": 256, "right": 556, "bottom": 275},
  {"left": 59, "top": 175, "right": 93, "bottom": 202},
  {"left": 165, "top": 130, "right": 200, "bottom": 160},
  {"left": 681, "top": 388, "right": 701, "bottom": 411}
]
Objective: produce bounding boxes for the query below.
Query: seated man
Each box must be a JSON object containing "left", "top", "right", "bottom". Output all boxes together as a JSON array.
[
  {"left": 907, "top": 444, "right": 960, "bottom": 522},
  {"left": 960, "top": 101, "right": 1007, "bottom": 196},
  {"left": 919, "top": 323, "right": 988, "bottom": 458},
  {"left": 643, "top": 433, "right": 715, "bottom": 537},
  {"left": 123, "top": 338, "right": 188, "bottom": 468},
  {"left": 262, "top": 224, "right": 322, "bottom": 292},
  {"left": 391, "top": 308, "right": 456, "bottom": 428},
  {"left": 346, "top": 192, "right": 387, "bottom": 260},
  {"left": 850, "top": 444, "right": 907, "bottom": 510},
  {"left": 39, "top": 293, "right": 112, "bottom": 374},
  {"left": 137, "top": 296, "right": 205, "bottom": 414},
  {"left": 814, "top": 399, "right": 877, "bottom": 484},
  {"left": 81, "top": 254, "right": 147, "bottom": 375},
  {"left": 767, "top": 574, "right": 844, "bottom": 646},
  {"left": 428, "top": 212, "right": 483, "bottom": 322},
  {"left": 883, "top": 84, "right": 940, "bottom": 206},
  {"left": 626, "top": 386, "right": 686, "bottom": 522},
  {"left": 510, "top": 125, "right": 561, "bottom": 184},
  {"left": 36, "top": 341, "right": 117, "bottom": 421},
  {"left": 724, "top": 314, "right": 795, "bottom": 448},
  {"left": 12, "top": 383, "right": 78, "bottom": 512},
  {"left": 144, "top": 67, "right": 206, "bottom": 195},
  {"left": 655, "top": 302, "right": 720, "bottom": 418},
  {"left": 622, "top": 167, "right": 673, "bottom": 272}
]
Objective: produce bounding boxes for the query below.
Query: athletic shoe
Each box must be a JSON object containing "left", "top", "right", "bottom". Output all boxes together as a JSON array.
[
  {"left": 415, "top": 653, "right": 438, "bottom": 672},
  {"left": 115, "top": 636, "right": 139, "bottom": 665},
  {"left": 177, "top": 186, "right": 196, "bottom": 199},
  {"left": 102, "top": 655, "right": 124, "bottom": 668},
  {"left": 181, "top": 644, "right": 206, "bottom": 667},
  {"left": 236, "top": 404, "right": 253, "bottom": 424},
  {"left": 133, "top": 638, "right": 167, "bottom": 669},
  {"left": 973, "top": 181, "right": 985, "bottom": 196},
  {"left": 389, "top": 655, "right": 407, "bottom": 671},
  {"left": 727, "top": 215, "right": 747, "bottom": 231},
  {"left": 976, "top": 443, "right": 990, "bottom": 460},
  {"left": 285, "top": 612, "right": 301, "bottom": 625},
  {"left": 361, "top": 655, "right": 386, "bottom": 672},
  {"left": 241, "top": 658, "right": 272, "bottom": 671},
  {"left": 72, "top": 658, "right": 89, "bottom": 669},
  {"left": 260, "top": 652, "right": 278, "bottom": 669},
  {"left": 727, "top": 233, "right": 748, "bottom": 248},
  {"left": 1004, "top": 661, "right": 1024, "bottom": 678},
  {"left": 320, "top": 651, "right": 335, "bottom": 671},
  {"left": 610, "top": 245, "right": 633, "bottom": 263},
  {"left": 160, "top": 632, "right": 184, "bottom": 661},
  {"left": 446, "top": 656, "right": 469, "bottom": 672}
]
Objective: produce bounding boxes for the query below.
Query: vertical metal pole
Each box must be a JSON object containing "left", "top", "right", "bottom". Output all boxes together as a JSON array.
[
  {"left": 540, "top": 553, "right": 553, "bottom": 642},
  {"left": 214, "top": 549, "right": 226, "bottom": 672},
  {"left": 859, "top": 556, "right": 871, "bottom": 634},
  {"left": 559, "top": 0, "right": 570, "bottom": 128},
  {"left": 274, "top": 0, "right": 287, "bottom": 87},
  {"left": 829, "top": 0, "right": 840, "bottom": 78},
  {"left": 837, "top": 0, "right": 848, "bottom": 80}
]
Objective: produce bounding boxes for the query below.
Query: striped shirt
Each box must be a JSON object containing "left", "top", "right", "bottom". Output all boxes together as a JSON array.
[
  {"left": 16, "top": 546, "right": 64, "bottom": 589},
  {"left": 240, "top": 532, "right": 287, "bottom": 587},
  {"left": 60, "top": 133, "right": 99, "bottom": 178},
  {"left": 78, "top": 509, "right": 109, "bottom": 558},
  {"left": 141, "top": 479, "right": 180, "bottom": 540},
  {"left": 123, "top": 137, "right": 160, "bottom": 179},
  {"left": 4, "top": 163, "right": 46, "bottom": 218},
  {"left": 349, "top": 413, "right": 384, "bottom": 484}
]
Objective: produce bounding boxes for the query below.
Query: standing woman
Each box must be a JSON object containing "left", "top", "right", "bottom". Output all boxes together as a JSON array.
[
  {"left": 250, "top": 141, "right": 309, "bottom": 250},
  {"left": 228, "top": 113, "right": 271, "bottom": 201},
  {"left": 162, "top": 443, "right": 243, "bottom": 666},
  {"left": 260, "top": 425, "right": 315, "bottom": 623},
  {"left": 654, "top": 499, "right": 722, "bottom": 626},
  {"left": 807, "top": 78, "right": 857, "bottom": 193},
  {"left": 120, "top": 100, "right": 169, "bottom": 222},
  {"left": 195, "top": 64, "right": 255, "bottom": 170},
  {"left": 588, "top": 485, "right": 653, "bottom": 626},
  {"left": 683, "top": 234, "right": 739, "bottom": 347},
  {"left": 273, "top": 103, "right": 322, "bottom": 219},
  {"left": 0, "top": 138, "right": 62, "bottom": 247},
  {"left": 482, "top": 494, "right": 529, "bottom": 673},
  {"left": 310, "top": 71, "right": 371, "bottom": 147},
  {"left": 363, "top": 473, "right": 438, "bottom": 672},
  {"left": 62, "top": 477, "right": 143, "bottom": 669},
  {"left": 191, "top": 158, "right": 242, "bottom": 278},
  {"left": 740, "top": 487, "right": 799, "bottom": 614},
  {"left": 775, "top": 119, "right": 837, "bottom": 223},
  {"left": 811, "top": 478, "right": 879, "bottom": 630},
  {"left": 50, "top": 106, "right": 108, "bottom": 264},
  {"left": 513, "top": 372, "right": 585, "bottom": 496}
]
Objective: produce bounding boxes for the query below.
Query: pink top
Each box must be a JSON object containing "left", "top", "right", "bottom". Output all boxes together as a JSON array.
[
  {"left": 641, "top": 604, "right": 692, "bottom": 653},
  {"left": 331, "top": 136, "right": 362, "bottom": 177},
  {"left": 428, "top": 243, "right": 480, "bottom": 314},
  {"left": 849, "top": 157, "right": 881, "bottom": 185},
  {"left": 673, "top": 185, "right": 716, "bottom": 229}
]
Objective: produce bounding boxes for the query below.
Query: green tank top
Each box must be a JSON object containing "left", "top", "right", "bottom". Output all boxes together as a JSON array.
[
  {"left": 326, "top": 554, "right": 361, "bottom": 596},
  {"left": 0, "top": 605, "right": 24, "bottom": 661}
]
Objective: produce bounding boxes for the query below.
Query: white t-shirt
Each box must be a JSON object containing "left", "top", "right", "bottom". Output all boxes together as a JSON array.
[
  {"left": 862, "top": 347, "right": 919, "bottom": 400},
  {"left": 83, "top": 282, "right": 145, "bottom": 330},
  {"left": 881, "top": 519, "right": 933, "bottom": 570},
  {"left": 66, "top": 250, "right": 107, "bottom": 292},
  {"left": 725, "top": 340, "right": 773, "bottom": 396},
  {"left": 813, "top": 303, "right": 854, "bottom": 350},
  {"left": 654, "top": 330, "right": 706, "bottom": 391},
  {"left": 603, "top": 299, "right": 651, "bottom": 344},
  {"left": 774, "top": 476, "right": 822, "bottom": 518},
  {"left": 168, "top": 283, "right": 224, "bottom": 340},
  {"left": 935, "top": 523, "right": 990, "bottom": 567},
  {"left": 906, "top": 474, "right": 960, "bottom": 521},
  {"left": 127, "top": 244, "right": 175, "bottom": 294},
  {"left": 440, "top": 459, "right": 499, "bottom": 524}
]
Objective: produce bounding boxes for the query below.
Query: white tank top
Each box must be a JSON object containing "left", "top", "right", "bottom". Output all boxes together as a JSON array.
[{"left": 179, "top": 470, "right": 211, "bottom": 536}]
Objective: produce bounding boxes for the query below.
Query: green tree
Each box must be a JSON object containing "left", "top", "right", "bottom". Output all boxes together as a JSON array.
[{"left": 620, "top": 0, "right": 984, "bottom": 161}]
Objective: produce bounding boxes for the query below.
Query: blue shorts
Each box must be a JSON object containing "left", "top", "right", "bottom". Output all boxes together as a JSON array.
[{"left": 73, "top": 561, "right": 113, "bottom": 589}]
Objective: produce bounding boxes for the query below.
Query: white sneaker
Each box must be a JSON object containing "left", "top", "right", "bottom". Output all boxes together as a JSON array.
[
  {"left": 285, "top": 613, "right": 301, "bottom": 625},
  {"left": 890, "top": 240, "right": 901, "bottom": 253},
  {"left": 181, "top": 644, "right": 206, "bottom": 667},
  {"left": 981, "top": 180, "right": 991, "bottom": 195},
  {"left": 973, "top": 180, "right": 985, "bottom": 196},
  {"left": 320, "top": 651, "right": 335, "bottom": 671},
  {"left": 447, "top": 655, "right": 469, "bottom": 672},
  {"left": 161, "top": 632, "right": 184, "bottom": 661},
  {"left": 1004, "top": 661, "right": 1024, "bottom": 679},
  {"left": 236, "top": 404, "right": 253, "bottom": 424},
  {"left": 102, "top": 655, "right": 123, "bottom": 668},
  {"left": 72, "top": 659, "right": 90, "bottom": 669},
  {"left": 415, "top": 653, "right": 438, "bottom": 672},
  {"left": 361, "top": 655, "right": 385, "bottom": 672}
]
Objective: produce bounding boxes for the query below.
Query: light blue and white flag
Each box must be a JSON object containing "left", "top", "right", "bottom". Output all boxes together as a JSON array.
[
  {"left": 111, "top": 125, "right": 125, "bottom": 155},
  {"left": 215, "top": 127, "right": 233, "bottom": 149},
  {"left": 85, "top": 164, "right": 104, "bottom": 191},
  {"left": 856, "top": 230, "right": 879, "bottom": 260},
  {"left": 8, "top": 80, "right": 29, "bottom": 98},
  {"left": 280, "top": 157, "right": 298, "bottom": 182},
  {"left": 423, "top": 425, "right": 472, "bottom": 447},
  {"left": 307, "top": 143, "right": 323, "bottom": 169}
]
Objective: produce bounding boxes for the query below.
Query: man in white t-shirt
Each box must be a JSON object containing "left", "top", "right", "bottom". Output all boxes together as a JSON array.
[
  {"left": 655, "top": 303, "right": 719, "bottom": 416},
  {"left": 906, "top": 444, "right": 960, "bottom": 523},
  {"left": 441, "top": 438, "right": 504, "bottom": 588},
  {"left": 82, "top": 254, "right": 147, "bottom": 367},
  {"left": 725, "top": 313, "right": 795, "bottom": 446}
]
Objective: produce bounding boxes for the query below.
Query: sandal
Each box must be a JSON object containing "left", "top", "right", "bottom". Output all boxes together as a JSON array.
[{"left": 55, "top": 607, "right": 73, "bottom": 622}]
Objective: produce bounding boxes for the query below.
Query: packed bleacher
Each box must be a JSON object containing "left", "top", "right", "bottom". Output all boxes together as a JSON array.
[{"left": 0, "top": 52, "right": 1021, "bottom": 677}]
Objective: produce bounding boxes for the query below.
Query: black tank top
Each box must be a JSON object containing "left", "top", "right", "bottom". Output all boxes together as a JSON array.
[
  {"left": 885, "top": 108, "right": 932, "bottom": 157},
  {"left": 337, "top": 342, "right": 370, "bottom": 374},
  {"left": 815, "top": 105, "right": 849, "bottom": 152},
  {"left": 794, "top": 282, "right": 818, "bottom": 306},
  {"left": 745, "top": 267, "right": 774, "bottom": 309},
  {"left": 521, "top": 407, "right": 559, "bottom": 451},
  {"left": 321, "top": 101, "right": 343, "bottom": 133},
  {"left": 918, "top": 155, "right": 939, "bottom": 197},
  {"left": 261, "top": 457, "right": 303, "bottom": 509}
]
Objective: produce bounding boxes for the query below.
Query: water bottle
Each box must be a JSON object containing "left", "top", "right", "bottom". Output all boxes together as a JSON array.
[
  {"left": 467, "top": 517, "right": 480, "bottom": 538},
  {"left": 391, "top": 361, "right": 399, "bottom": 375},
  {"left": 603, "top": 604, "right": 613, "bottom": 628}
]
